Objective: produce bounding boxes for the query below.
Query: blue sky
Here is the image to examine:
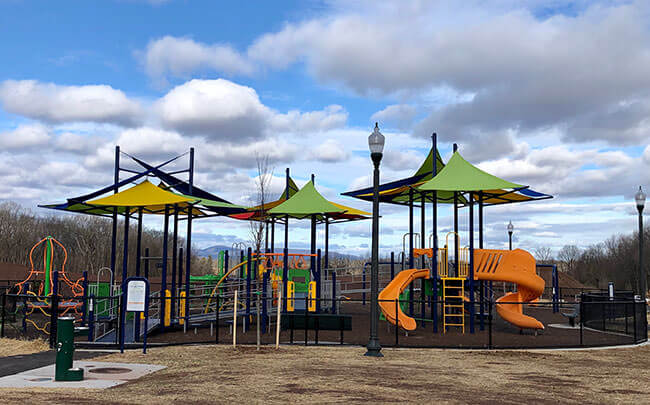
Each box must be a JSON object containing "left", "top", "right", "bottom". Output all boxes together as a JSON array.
[{"left": 0, "top": 0, "right": 649, "bottom": 258}]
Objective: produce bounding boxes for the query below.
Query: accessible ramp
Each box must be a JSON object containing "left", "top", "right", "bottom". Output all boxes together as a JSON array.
[
  {"left": 378, "top": 268, "right": 429, "bottom": 331},
  {"left": 474, "top": 248, "right": 545, "bottom": 330}
]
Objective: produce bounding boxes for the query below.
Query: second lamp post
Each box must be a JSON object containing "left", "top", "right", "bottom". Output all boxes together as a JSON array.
[
  {"left": 365, "top": 123, "right": 384, "bottom": 357},
  {"left": 507, "top": 221, "right": 514, "bottom": 250}
]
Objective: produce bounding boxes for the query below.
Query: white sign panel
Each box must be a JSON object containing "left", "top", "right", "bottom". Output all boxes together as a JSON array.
[{"left": 126, "top": 280, "right": 147, "bottom": 312}]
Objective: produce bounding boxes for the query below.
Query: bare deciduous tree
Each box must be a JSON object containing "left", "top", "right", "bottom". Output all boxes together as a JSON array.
[{"left": 248, "top": 153, "right": 274, "bottom": 257}]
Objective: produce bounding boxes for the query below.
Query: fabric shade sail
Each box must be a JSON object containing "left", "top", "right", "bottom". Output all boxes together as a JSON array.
[
  {"left": 268, "top": 180, "right": 345, "bottom": 218},
  {"left": 418, "top": 151, "right": 552, "bottom": 205},
  {"left": 342, "top": 146, "right": 464, "bottom": 205}
]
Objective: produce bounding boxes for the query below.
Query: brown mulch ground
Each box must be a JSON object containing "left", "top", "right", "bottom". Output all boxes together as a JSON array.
[{"left": 0, "top": 342, "right": 648, "bottom": 404}]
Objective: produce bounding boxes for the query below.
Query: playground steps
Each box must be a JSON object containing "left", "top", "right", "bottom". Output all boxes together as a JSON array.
[{"left": 442, "top": 277, "right": 465, "bottom": 333}]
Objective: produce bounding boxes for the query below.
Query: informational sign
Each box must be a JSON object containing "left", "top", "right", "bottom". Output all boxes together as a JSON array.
[{"left": 126, "top": 280, "right": 147, "bottom": 312}]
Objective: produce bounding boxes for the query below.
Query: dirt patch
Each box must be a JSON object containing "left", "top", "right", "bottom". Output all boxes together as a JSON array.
[{"left": 0, "top": 344, "right": 646, "bottom": 403}]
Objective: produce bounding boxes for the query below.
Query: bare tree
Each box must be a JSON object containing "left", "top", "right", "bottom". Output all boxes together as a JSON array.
[
  {"left": 249, "top": 153, "right": 274, "bottom": 256},
  {"left": 558, "top": 245, "right": 581, "bottom": 276},
  {"left": 534, "top": 246, "right": 554, "bottom": 263}
]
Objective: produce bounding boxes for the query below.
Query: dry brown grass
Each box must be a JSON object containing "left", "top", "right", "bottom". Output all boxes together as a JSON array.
[
  {"left": 0, "top": 344, "right": 648, "bottom": 404},
  {"left": 0, "top": 338, "right": 49, "bottom": 357}
]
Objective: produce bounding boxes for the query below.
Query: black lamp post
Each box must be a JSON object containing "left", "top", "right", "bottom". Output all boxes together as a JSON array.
[
  {"left": 635, "top": 186, "right": 646, "bottom": 301},
  {"left": 507, "top": 221, "right": 514, "bottom": 250},
  {"left": 365, "top": 122, "right": 384, "bottom": 357}
]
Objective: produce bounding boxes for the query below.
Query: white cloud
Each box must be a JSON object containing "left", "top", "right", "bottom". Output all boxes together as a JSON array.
[
  {"left": 0, "top": 124, "right": 51, "bottom": 150},
  {"left": 371, "top": 104, "right": 417, "bottom": 129},
  {"left": 156, "top": 79, "right": 347, "bottom": 142},
  {"left": 141, "top": 36, "right": 254, "bottom": 82},
  {"left": 0, "top": 80, "right": 143, "bottom": 126},
  {"left": 309, "top": 139, "right": 349, "bottom": 163}
]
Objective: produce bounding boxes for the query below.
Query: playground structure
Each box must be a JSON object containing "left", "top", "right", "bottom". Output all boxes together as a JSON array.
[
  {"left": 0, "top": 141, "right": 645, "bottom": 351},
  {"left": 379, "top": 246, "right": 545, "bottom": 332},
  {"left": 13, "top": 237, "right": 85, "bottom": 334}
]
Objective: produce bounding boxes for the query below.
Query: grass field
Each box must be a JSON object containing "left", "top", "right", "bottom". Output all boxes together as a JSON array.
[{"left": 0, "top": 340, "right": 648, "bottom": 404}]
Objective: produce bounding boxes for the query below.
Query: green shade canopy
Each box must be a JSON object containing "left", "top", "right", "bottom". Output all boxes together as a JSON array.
[
  {"left": 342, "top": 146, "right": 465, "bottom": 205},
  {"left": 268, "top": 180, "right": 344, "bottom": 218},
  {"left": 418, "top": 151, "right": 524, "bottom": 192}
]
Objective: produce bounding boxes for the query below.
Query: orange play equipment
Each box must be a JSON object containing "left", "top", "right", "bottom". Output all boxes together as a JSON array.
[
  {"left": 378, "top": 268, "right": 430, "bottom": 331},
  {"left": 378, "top": 248, "right": 545, "bottom": 331}
]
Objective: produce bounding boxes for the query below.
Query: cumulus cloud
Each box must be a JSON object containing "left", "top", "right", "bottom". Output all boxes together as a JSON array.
[
  {"left": 309, "top": 139, "right": 349, "bottom": 162},
  {"left": 0, "top": 80, "right": 143, "bottom": 126},
  {"left": 0, "top": 124, "right": 51, "bottom": 150},
  {"left": 371, "top": 104, "right": 417, "bottom": 129},
  {"left": 141, "top": 36, "right": 254, "bottom": 82},
  {"left": 156, "top": 79, "right": 346, "bottom": 141}
]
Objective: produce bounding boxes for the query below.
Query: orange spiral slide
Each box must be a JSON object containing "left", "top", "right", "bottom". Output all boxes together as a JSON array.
[
  {"left": 378, "top": 248, "right": 545, "bottom": 331},
  {"left": 474, "top": 248, "right": 545, "bottom": 330}
]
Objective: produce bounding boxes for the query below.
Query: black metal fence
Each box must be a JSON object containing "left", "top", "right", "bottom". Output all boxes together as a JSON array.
[{"left": 1, "top": 291, "right": 647, "bottom": 350}]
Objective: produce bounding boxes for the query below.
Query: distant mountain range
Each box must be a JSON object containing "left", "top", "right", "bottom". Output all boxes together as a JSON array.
[{"left": 198, "top": 245, "right": 361, "bottom": 260}]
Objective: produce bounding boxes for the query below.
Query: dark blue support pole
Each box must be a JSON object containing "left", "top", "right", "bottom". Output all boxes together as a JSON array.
[
  {"left": 283, "top": 247, "right": 289, "bottom": 313},
  {"left": 316, "top": 249, "right": 321, "bottom": 313},
  {"left": 135, "top": 208, "right": 143, "bottom": 339},
  {"left": 432, "top": 133, "right": 439, "bottom": 334},
  {"left": 122, "top": 209, "right": 130, "bottom": 287},
  {"left": 185, "top": 147, "right": 194, "bottom": 327},
  {"left": 468, "top": 193, "right": 475, "bottom": 334},
  {"left": 81, "top": 270, "right": 88, "bottom": 326},
  {"left": 161, "top": 205, "right": 169, "bottom": 331},
  {"left": 332, "top": 271, "right": 336, "bottom": 314},
  {"left": 49, "top": 271, "right": 59, "bottom": 348},
  {"left": 110, "top": 146, "right": 119, "bottom": 289},
  {"left": 262, "top": 270, "right": 268, "bottom": 334},
  {"left": 246, "top": 247, "right": 252, "bottom": 329},
  {"left": 240, "top": 250, "right": 244, "bottom": 279},
  {"left": 310, "top": 215, "right": 316, "bottom": 274},
  {"left": 408, "top": 188, "right": 414, "bottom": 316},
  {"left": 171, "top": 206, "right": 178, "bottom": 320},
  {"left": 478, "top": 191, "right": 484, "bottom": 331},
  {"left": 420, "top": 194, "right": 426, "bottom": 325},
  {"left": 390, "top": 251, "right": 395, "bottom": 279},
  {"left": 224, "top": 250, "right": 229, "bottom": 274},
  {"left": 324, "top": 218, "right": 329, "bottom": 269}
]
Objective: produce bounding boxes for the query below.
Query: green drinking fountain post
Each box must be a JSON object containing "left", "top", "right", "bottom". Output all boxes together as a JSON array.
[
  {"left": 55, "top": 316, "right": 84, "bottom": 381},
  {"left": 44, "top": 236, "right": 53, "bottom": 296}
]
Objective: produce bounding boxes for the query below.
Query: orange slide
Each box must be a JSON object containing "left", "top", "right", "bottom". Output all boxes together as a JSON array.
[
  {"left": 378, "top": 268, "right": 429, "bottom": 331},
  {"left": 378, "top": 248, "right": 545, "bottom": 331},
  {"left": 474, "top": 248, "right": 545, "bottom": 330}
]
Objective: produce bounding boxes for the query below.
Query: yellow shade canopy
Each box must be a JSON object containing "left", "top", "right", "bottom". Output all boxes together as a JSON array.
[{"left": 87, "top": 180, "right": 199, "bottom": 214}]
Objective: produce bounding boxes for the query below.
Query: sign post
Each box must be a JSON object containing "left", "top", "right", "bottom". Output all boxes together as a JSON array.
[{"left": 121, "top": 277, "right": 150, "bottom": 354}]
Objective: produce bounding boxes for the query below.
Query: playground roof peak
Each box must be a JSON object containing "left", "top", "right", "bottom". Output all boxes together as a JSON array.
[
  {"left": 342, "top": 146, "right": 464, "bottom": 205},
  {"left": 418, "top": 151, "right": 523, "bottom": 192},
  {"left": 268, "top": 180, "right": 345, "bottom": 218},
  {"left": 418, "top": 151, "right": 553, "bottom": 205},
  {"left": 88, "top": 180, "right": 194, "bottom": 207}
]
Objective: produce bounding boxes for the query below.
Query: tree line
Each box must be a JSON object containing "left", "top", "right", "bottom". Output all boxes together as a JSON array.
[
  {"left": 0, "top": 202, "right": 211, "bottom": 280},
  {"left": 535, "top": 225, "right": 649, "bottom": 293}
]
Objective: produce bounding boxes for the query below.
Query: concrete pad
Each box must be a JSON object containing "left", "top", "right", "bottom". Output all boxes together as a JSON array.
[{"left": 0, "top": 361, "right": 165, "bottom": 389}]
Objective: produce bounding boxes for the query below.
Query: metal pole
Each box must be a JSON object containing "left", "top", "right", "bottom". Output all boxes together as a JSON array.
[
  {"left": 325, "top": 218, "right": 329, "bottom": 270},
  {"left": 638, "top": 205, "right": 645, "bottom": 301},
  {"left": 122, "top": 209, "right": 130, "bottom": 286},
  {"left": 468, "top": 193, "right": 475, "bottom": 333},
  {"left": 110, "top": 146, "right": 119, "bottom": 288},
  {"left": 365, "top": 151, "right": 383, "bottom": 357},
  {"left": 171, "top": 206, "right": 178, "bottom": 318},
  {"left": 161, "top": 205, "right": 169, "bottom": 330},
  {"left": 509, "top": 232, "right": 513, "bottom": 250},
  {"left": 453, "top": 143, "right": 459, "bottom": 278},
  {"left": 432, "top": 133, "right": 438, "bottom": 333}
]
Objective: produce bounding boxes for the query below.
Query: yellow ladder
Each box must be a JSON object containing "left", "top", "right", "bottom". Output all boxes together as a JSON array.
[{"left": 442, "top": 277, "right": 465, "bottom": 333}]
